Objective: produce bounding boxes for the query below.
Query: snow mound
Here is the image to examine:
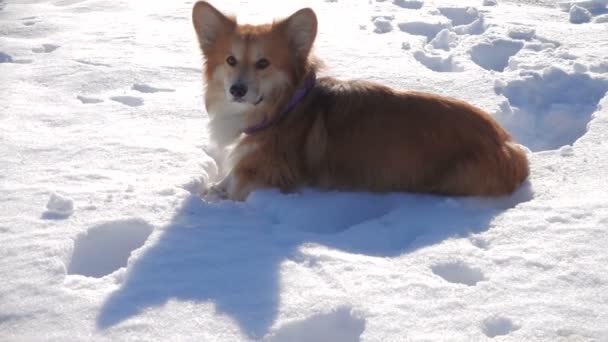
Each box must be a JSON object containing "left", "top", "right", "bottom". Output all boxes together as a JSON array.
[
  {"left": 372, "top": 17, "right": 393, "bottom": 33},
  {"left": 470, "top": 39, "right": 523, "bottom": 72},
  {"left": 43, "top": 192, "right": 74, "bottom": 219},
  {"left": 495, "top": 67, "right": 608, "bottom": 151},
  {"left": 67, "top": 219, "right": 154, "bottom": 278},
  {"left": 413, "top": 50, "right": 463, "bottom": 72},
  {"left": 428, "top": 29, "right": 458, "bottom": 50},
  {"left": 508, "top": 26, "right": 535, "bottom": 40},
  {"left": 569, "top": 5, "right": 592, "bottom": 23},
  {"left": 483, "top": 0, "right": 498, "bottom": 6},
  {"left": 266, "top": 307, "right": 365, "bottom": 342}
]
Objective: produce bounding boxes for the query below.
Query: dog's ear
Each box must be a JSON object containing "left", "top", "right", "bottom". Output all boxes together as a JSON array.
[
  {"left": 280, "top": 8, "right": 318, "bottom": 58},
  {"left": 192, "top": 1, "right": 235, "bottom": 54}
]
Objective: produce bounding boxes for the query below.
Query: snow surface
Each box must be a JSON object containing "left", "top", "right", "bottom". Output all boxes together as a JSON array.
[
  {"left": 569, "top": 4, "right": 593, "bottom": 23},
  {"left": 2, "top": 0, "right": 608, "bottom": 341}
]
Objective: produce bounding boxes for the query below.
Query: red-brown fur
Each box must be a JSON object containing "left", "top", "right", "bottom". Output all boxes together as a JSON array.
[{"left": 192, "top": 1, "right": 529, "bottom": 201}]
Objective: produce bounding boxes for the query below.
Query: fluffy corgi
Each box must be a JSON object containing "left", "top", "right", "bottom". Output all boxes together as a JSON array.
[{"left": 192, "top": 1, "right": 529, "bottom": 201}]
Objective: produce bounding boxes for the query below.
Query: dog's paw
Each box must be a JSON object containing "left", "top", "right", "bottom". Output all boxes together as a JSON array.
[{"left": 201, "top": 183, "right": 229, "bottom": 202}]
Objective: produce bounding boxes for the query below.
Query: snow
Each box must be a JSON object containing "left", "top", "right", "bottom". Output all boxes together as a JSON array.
[
  {"left": 495, "top": 66, "right": 608, "bottom": 151},
  {"left": 428, "top": 28, "right": 458, "bottom": 50},
  {"left": 44, "top": 192, "right": 74, "bottom": 219},
  {"left": 558, "top": 0, "right": 608, "bottom": 12},
  {"left": 68, "top": 219, "right": 154, "bottom": 278},
  {"left": 470, "top": 38, "right": 524, "bottom": 71},
  {"left": 372, "top": 16, "right": 394, "bottom": 33},
  {"left": 569, "top": 4, "right": 593, "bottom": 23},
  {"left": 393, "top": 0, "right": 425, "bottom": 9},
  {"left": 2, "top": 0, "right": 608, "bottom": 341},
  {"left": 481, "top": 315, "right": 521, "bottom": 338}
]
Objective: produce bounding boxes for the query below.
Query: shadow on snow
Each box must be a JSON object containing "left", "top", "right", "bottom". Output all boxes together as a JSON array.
[{"left": 97, "top": 183, "right": 532, "bottom": 338}]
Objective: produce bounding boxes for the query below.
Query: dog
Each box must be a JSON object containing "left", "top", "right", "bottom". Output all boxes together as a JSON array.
[{"left": 192, "top": 1, "right": 529, "bottom": 201}]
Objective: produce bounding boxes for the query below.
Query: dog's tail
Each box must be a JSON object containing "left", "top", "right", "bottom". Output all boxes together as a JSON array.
[{"left": 505, "top": 142, "right": 530, "bottom": 189}]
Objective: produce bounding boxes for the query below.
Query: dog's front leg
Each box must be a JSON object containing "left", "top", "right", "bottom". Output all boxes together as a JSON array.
[
  {"left": 225, "top": 169, "right": 259, "bottom": 201},
  {"left": 202, "top": 170, "right": 258, "bottom": 202},
  {"left": 201, "top": 172, "right": 233, "bottom": 201}
]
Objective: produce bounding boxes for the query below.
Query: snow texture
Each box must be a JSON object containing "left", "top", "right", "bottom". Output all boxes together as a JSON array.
[
  {"left": 68, "top": 219, "right": 154, "bottom": 278},
  {"left": 2, "top": 0, "right": 608, "bottom": 341},
  {"left": 44, "top": 192, "right": 74, "bottom": 219},
  {"left": 393, "top": 0, "right": 424, "bottom": 9},
  {"left": 470, "top": 39, "right": 523, "bottom": 72},
  {"left": 569, "top": 5, "right": 593, "bottom": 23},
  {"left": 372, "top": 17, "right": 394, "bottom": 33}
]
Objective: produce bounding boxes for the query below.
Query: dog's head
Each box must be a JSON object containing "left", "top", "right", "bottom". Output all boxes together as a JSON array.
[{"left": 192, "top": 2, "right": 317, "bottom": 111}]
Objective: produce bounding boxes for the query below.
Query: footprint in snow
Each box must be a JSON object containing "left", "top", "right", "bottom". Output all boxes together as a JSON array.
[
  {"left": 0, "top": 52, "right": 13, "bottom": 63},
  {"left": 32, "top": 44, "right": 60, "bottom": 53},
  {"left": 494, "top": 67, "right": 608, "bottom": 151},
  {"left": 431, "top": 260, "right": 486, "bottom": 286},
  {"left": 110, "top": 96, "right": 144, "bottom": 107},
  {"left": 413, "top": 50, "right": 463, "bottom": 72},
  {"left": 481, "top": 316, "right": 520, "bottom": 338},
  {"left": 398, "top": 19, "right": 451, "bottom": 42},
  {"left": 132, "top": 83, "right": 175, "bottom": 93},
  {"left": 77, "top": 95, "right": 103, "bottom": 104},
  {"left": 20, "top": 16, "right": 39, "bottom": 26},
  {"left": 393, "top": 0, "right": 424, "bottom": 9},
  {"left": 0, "top": 52, "right": 33, "bottom": 64},
  {"left": 68, "top": 219, "right": 154, "bottom": 278},
  {"left": 438, "top": 7, "right": 479, "bottom": 26},
  {"left": 266, "top": 306, "right": 365, "bottom": 342},
  {"left": 470, "top": 39, "right": 524, "bottom": 72}
]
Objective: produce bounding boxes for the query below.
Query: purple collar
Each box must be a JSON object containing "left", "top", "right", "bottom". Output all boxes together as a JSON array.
[{"left": 244, "top": 72, "right": 316, "bottom": 135}]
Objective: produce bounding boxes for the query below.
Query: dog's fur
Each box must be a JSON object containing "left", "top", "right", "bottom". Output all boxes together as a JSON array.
[{"left": 192, "top": 1, "right": 529, "bottom": 201}]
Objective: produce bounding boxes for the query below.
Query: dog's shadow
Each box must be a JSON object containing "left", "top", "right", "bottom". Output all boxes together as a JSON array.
[{"left": 96, "top": 184, "right": 532, "bottom": 338}]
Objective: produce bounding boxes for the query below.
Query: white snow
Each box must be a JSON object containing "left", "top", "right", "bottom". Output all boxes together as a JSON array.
[
  {"left": 470, "top": 38, "right": 524, "bottom": 72},
  {"left": 569, "top": 4, "right": 593, "bottom": 23},
  {"left": 44, "top": 192, "right": 74, "bottom": 219},
  {"left": 393, "top": 0, "right": 425, "bottom": 9},
  {"left": 428, "top": 28, "right": 458, "bottom": 50},
  {"left": 372, "top": 16, "right": 394, "bottom": 33},
  {"left": 558, "top": 0, "right": 608, "bottom": 12},
  {"left": 68, "top": 219, "right": 154, "bottom": 278},
  {"left": 2, "top": 0, "right": 608, "bottom": 341}
]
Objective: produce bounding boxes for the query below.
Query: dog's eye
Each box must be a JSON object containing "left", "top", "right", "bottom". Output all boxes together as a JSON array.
[
  {"left": 226, "top": 56, "right": 237, "bottom": 66},
  {"left": 255, "top": 58, "right": 270, "bottom": 70}
]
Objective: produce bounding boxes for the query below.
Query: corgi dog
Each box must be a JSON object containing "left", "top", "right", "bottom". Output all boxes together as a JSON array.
[{"left": 192, "top": 1, "right": 529, "bottom": 201}]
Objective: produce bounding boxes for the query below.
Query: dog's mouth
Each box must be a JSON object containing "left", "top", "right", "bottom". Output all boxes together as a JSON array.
[{"left": 232, "top": 96, "right": 263, "bottom": 106}]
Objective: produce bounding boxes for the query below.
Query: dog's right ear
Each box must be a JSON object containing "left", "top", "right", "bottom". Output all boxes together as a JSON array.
[{"left": 192, "top": 1, "right": 235, "bottom": 54}]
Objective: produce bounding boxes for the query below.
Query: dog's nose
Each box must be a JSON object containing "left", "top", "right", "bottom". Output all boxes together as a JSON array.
[{"left": 230, "top": 83, "right": 248, "bottom": 98}]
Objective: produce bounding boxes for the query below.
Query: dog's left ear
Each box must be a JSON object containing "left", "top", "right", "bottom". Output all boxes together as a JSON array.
[{"left": 280, "top": 8, "right": 318, "bottom": 58}]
